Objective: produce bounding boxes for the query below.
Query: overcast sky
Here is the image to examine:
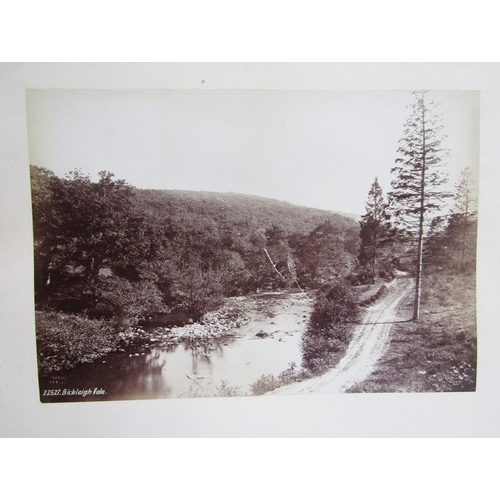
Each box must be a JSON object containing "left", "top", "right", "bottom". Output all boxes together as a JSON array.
[{"left": 26, "top": 89, "right": 479, "bottom": 215}]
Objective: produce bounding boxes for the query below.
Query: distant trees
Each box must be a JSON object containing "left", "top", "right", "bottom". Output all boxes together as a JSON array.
[
  {"left": 389, "top": 91, "right": 450, "bottom": 320},
  {"left": 425, "top": 166, "right": 478, "bottom": 274},
  {"left": 358, "top": 177, "right": 395, "bottom": 281},
  {"left": 290, "top": 221, "right": 356, "bottom": 287},
  {"left": 448, "top": 167, "right": 478, "bottom": 272},
  {"left": 357, "top": 93, "right": 478, "bottom": 320}
]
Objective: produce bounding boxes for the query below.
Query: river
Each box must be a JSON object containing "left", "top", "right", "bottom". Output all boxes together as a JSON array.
[{"left": 39, "top": 291, "right": 313, "bottom": 402}]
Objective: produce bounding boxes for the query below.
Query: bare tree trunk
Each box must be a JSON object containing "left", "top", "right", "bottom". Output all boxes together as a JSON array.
[
  {"left": 263, "top": 248, "right": 286, "bottom": 281},
  {"left": 414, "top": 222, "right": 424, "bottom": 320},
  {"left": 413, "top": 106, "right": 426, "bottom": 321}
]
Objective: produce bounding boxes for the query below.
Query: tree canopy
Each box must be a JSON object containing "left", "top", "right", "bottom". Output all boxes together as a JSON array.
[
  {"left": 358, "top": 177, "right": 396, "bottom": 281},
  {"left": 30, "top": 165, "right": 360, "bottom": 324}
]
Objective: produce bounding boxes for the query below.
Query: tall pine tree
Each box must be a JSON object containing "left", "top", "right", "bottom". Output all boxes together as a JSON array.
[
  {"left": 390, "top": 90, "right": 450, "bottom": 320},
  {"left": 358, "top": 177, "right": 394, "bottom": 281}
]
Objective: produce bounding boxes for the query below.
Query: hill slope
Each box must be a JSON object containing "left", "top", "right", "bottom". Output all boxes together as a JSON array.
[{"left": 135, "top": 189, "right": 358, "bottom": 237}]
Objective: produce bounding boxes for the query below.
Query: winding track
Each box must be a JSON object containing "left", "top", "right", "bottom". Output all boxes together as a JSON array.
[{"left": 270, "top": 276, "right": 414, "bottom": 395}]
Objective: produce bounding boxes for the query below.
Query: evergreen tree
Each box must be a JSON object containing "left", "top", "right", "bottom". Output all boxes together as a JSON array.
[
  {"left": 358, "top": 177, "right": 394, "bottom": 281},
  {"left": 447, "top": 166, "right": 478, "bottom": 272},
  {"left": 389, "top": 90, "right": 450, "bottom": 320}
]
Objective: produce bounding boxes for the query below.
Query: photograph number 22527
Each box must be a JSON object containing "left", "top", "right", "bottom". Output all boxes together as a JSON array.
[{"left": 27, "top": 89, "right": 479, "bottom": 403}]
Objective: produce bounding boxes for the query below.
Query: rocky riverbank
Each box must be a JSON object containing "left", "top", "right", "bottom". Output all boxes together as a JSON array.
[{"left": 119, "top": 296, "right": 254, "bottom": 350}]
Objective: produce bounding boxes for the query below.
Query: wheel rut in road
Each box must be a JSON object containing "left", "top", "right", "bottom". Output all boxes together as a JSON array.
[{"left": 270, "top": 276, "right": 414, "bottom": 395}]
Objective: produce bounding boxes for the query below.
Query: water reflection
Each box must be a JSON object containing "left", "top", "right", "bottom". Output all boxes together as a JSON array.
[{"left": 39, "top": 292, "right": 312, "bottom": 402}]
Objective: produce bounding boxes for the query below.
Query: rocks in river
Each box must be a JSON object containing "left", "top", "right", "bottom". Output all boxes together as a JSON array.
[{"left": 255, "top": 331, "right": 269, "bottom": 338}]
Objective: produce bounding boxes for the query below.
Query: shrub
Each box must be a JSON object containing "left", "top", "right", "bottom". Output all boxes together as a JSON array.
[
  {"left": 348, "top": 267, "right": 375, "bottom": 285},
  {"left": 301, "top": 280, "right": 358, "bottom": 373},
  {"left": 183, "top": 292, "right": 225, "bottom": 322},
  {"left": 309, "top": 281, "right": 358, "bottom": 329},
  {"left": 92, "top": 276, "right": 165, "bottom": 327},
  {"left": 378, "top": 269, "right": 394, "bottom": 281},
  {"left": 250, "top": 362, "right": 309, "bottom": 395},
  {"left": 178, "top": 380, "right": 245, "bottom": 398},
  {"left": 358, "top": 284, "right": 388, "bottom": 307},
  {"left": 215, "top": 380, "right": 246, "bottom": 397},
  {"left": 301, "top": 325, "right": 350, "bottom": 374},
  {"left": 250, "top": 374, "right": 281, "bottom": 395},
  {"left": 35, "top": 311, "right": 119, "bottom": 376}
]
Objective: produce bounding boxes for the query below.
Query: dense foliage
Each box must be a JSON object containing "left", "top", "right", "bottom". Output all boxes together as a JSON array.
[
  {"left": 301, "top": 281, "right": 358, "bottom": 374},
  {"left": 357, "top": 177, "right": 398, "bottom": 283},
  {"left": 31, "top": 165, "right": 359, "bottom": 329},
  {"left": 425, "top": 167, "right": 478, "bottom": 274},
  {"left": 35, "top": 311, "right": 119, "bottom": 376}
]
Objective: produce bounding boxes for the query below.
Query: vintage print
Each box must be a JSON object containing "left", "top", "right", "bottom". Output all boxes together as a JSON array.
[{"left": 27, "top": 90, "right": 478, "bottom": 402}]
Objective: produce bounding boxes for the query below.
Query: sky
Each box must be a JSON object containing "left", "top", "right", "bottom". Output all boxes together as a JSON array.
[{"left": 26, "top": 89, "right": 480, "bottom": 215}]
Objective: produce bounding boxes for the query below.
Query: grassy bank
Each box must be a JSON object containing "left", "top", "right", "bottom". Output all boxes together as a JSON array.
[
  {"left": 36, "top": 312, "right": 120, "bottom": 376},
  {"left": 36, "top": 297, "right": 253, "bottom": 377},
  {"left": 348, "top": 271, "right": 477, "bottom": 393}
]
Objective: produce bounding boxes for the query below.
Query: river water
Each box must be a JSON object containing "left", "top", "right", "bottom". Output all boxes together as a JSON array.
[{"left": 39, "top": 291, "right": 313, "bottom": 402}]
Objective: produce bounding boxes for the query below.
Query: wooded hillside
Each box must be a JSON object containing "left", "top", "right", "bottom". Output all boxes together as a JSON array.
[{"left": 31, "top": 166, "right": 360, "bottom": 326}]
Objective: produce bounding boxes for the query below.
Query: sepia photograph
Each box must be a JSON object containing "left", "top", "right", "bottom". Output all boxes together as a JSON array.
[{"left": 27, "top": 88, "right": 479, "bottom": 403}]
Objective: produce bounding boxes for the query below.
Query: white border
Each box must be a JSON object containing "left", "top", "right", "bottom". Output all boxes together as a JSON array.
[{"left": 1, "top": 62, "right": 499, "bottom": 437}]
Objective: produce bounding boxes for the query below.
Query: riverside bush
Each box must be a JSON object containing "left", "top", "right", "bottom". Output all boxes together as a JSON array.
[
  {"left": 178, "top": 380, "right": 246, "bottom": 398},
  {"left": 250, "top": 361, "right": 308, "bottom": 395},
  {"left": 301, "top": 281, "right": 358, "bottom": 374},
  {"left": 36, "top": 311, "right": 119, "bottom": 376},
  {"left": 92, "top": 276, "right": 165, "bottom": 327},
  {"left": 250, "top": 374, "right": 281, "bottom": 395}
]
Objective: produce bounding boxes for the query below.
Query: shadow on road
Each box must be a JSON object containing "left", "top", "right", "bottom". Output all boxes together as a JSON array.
[{"left": 350, "top": 319, "right": 413, "bottom": 325}]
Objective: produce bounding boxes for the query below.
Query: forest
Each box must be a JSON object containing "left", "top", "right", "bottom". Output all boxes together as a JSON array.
[{"left": 31, "top": 165, "right": 360, "bottom": 318}]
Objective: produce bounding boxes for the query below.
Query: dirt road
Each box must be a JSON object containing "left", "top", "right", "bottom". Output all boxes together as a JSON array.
[{"left": 270, "top": 276, "right": 414, "bottom": 395}]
